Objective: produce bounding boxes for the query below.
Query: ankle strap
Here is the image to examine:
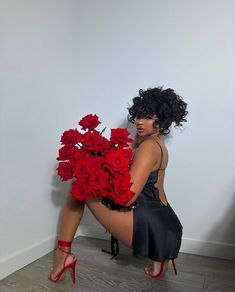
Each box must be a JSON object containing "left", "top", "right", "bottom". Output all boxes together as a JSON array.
[
  {"left": 58, "top": 246, "right": 72, "bottom": 255},
  {"left": 58, "top": 240, "right": 72, "bottom": 248}
]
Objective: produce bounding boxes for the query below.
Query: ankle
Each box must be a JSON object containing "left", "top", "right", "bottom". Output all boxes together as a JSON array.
[
  {"left": 58, "top": 239, "right": 72, "bottom": 248},
  {"left": 56, "top": 239, "right": 73, "bottom": 255},
  {"left": 57, "top": 246, "right": 71, "bottom": 254}
]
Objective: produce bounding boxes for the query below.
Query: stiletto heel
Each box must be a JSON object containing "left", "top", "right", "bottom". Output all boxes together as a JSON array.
[
  {"left": 71, "top": 260, "right": 76, "bottom": 284},
  {"left": 171, "top": 259, "right": 177, "bottom": 275},
  {"left": 48, "top": 240, "right": 77, "bottom": 284}
]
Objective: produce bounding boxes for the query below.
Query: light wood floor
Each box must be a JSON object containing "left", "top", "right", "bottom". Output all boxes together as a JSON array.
[{"left": 1, "top": 236, "right": 235, "bottom": 292}]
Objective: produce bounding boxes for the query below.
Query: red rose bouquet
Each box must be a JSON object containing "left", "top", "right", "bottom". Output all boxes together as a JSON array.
[{"left": 57, "top": 114, "right": 135, "bottom": 206}]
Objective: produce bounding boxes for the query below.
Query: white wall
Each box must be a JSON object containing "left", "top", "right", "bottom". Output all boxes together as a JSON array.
[
  {"left": 0, "top": 0, "right": 81, "bottom": 279},
  {"left": 1, "top": 0, "right": 235, "bottom": 280}
]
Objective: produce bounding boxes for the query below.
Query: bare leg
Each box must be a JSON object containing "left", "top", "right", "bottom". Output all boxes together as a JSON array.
[
  {"left": 58, "top": 195, "right": 85, "bottom": 241},
  {"left": 85, "top": 197, "right": 133, "bottom": 247},
  {"left": 49, "top": 195, "right": 166, "bottom": 279},
  {"left": 85, "top": 198, "right": 167, "bottom": 276},
  {"left": 49, "top": 195, "right": 85, "bottom": 279}
]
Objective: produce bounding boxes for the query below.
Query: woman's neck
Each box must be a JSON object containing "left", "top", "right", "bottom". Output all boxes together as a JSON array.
[
  {"left": 146, "top": 132, "right": 162, "bottom": 140},
  {"left": 133, "top": 131, "right": 163, "bottom": 149}
]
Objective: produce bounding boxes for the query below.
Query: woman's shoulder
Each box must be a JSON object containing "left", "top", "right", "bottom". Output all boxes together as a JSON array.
[
  {"left": 138, "top": 136, "right": 168, "bottom": 158},
  {"left": 141, "top": 135, "right": 165, "bottom": 148},
  {"left": 133, "top": 138, "right": 160, "bottom": 161},
  {"left": 140, "top": 137, "right": 158, "bottom": 148}
]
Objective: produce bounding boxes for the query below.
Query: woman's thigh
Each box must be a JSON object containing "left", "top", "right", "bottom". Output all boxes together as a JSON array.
[{"left": 85, "top": 198, "right": 133, "bottom": 248}]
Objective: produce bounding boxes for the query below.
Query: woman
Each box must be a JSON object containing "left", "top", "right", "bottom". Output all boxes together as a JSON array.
[{"left": 48, "top": 86, "right": 188, "bottom": 283}]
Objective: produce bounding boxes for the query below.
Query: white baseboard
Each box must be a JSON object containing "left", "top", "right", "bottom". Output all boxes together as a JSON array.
[
  {"left": 0, "top": 225, "right": 109, "bottom": 281},
  {"left": 77, "top": 224, "right": 111, "bottom": 240},
  {"left": 79, "top": 224, "right": 235, "bottom": 260},
  {"left": 180, "top": 237, "right": 235, "bottom": 260},
  {"left": 0, "top": 235, "right": 57, "bottom": 280},
  {"left": 1, "top": 226, "right": 234, "bottom": 280}
]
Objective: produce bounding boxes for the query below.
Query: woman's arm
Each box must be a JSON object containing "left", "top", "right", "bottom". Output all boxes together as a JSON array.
[{"left": 125, "top": 139, "right": 160, "bottom": 206}]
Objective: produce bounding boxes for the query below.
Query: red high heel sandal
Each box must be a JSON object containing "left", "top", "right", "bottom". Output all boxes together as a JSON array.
[
  {"left": 48, "top": 240, "right": 77, "bottom": 284},
  {"left": 145, "top": 259, "right": 177, "bottom": 278}
]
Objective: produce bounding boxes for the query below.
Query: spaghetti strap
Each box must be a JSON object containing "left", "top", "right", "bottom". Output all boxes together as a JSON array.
[
  {"left": 132, "top": 138, "right": 183, "bottom": 261},
  {"left": 154, "top": 140, "right": 164, "bottom": 170}
]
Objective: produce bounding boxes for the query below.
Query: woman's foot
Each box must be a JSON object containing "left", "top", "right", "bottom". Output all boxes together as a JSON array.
[
  {"left": 144, "top": 260, "right": 169, "bottom": 278},
  {"left": 48, "top": 239, "right": 76, "bottom": 281},
  {"left": 48, "top": 246, "right": 76, "bottom": 281}
]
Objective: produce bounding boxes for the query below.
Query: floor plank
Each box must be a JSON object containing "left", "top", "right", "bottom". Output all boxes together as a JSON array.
[{"left": 0, "top": 236, "right": 234, "bottom": 292}]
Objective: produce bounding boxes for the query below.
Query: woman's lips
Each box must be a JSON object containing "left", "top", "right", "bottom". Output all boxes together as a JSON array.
[{"left": 137, "top": 128, "right": 144, "bottom": 133}]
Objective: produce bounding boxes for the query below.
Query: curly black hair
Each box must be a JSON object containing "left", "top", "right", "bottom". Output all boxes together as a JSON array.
[{"left": 127, "top": 86, "right": 188, "bottom": 135}]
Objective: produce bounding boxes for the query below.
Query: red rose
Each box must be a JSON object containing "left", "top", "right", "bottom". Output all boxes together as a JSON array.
[
  {"left": 110, "top": 128, "right": 134, "bottom": 147},
  {"left": 122, "top": 148, "right": 133, "bottom": 164},
  {"left": 70, "top": 149, "right": 93, "bottom": 167},
  {"left": 57, "top": 161, "right": 74, "bottom": 181},
  {"left": 92, "top": 168, "right": 112, "bottom": 197},
  {"left": 93, "top": 156, "right": 106, "bottom": 168},
  {"left": 57, "top": 145, "right": 78, "bottom": 161},
  {"left": 70, "top": 179, "right": 90, "bottom": 201},
  {"left": 73, "top": 157, "right": 95, "bottom": 180},
  {"left": 99, "top": 136, "right": 114, "bottom": 155},
  {"left": 81, "top": 130, "right": 104, "bottom": 154},
  {"left": 73, "top": 148, "right": 85, "bottom": 160},
  {"left": 90, "top": 157, "right": 113, "bottom": 197},
  {"left": 105, "top": 149, "right": 130, "bottom": 174},
  {"left": 57, "top": 113, "right": 135, "bottom": 206},
  {"left": 60, "top": 129, "right": 82, "bottom": 145},
  {"left": 79, "top": 114, "right": 101, "bottom": 131},
  {"left": 112, "top": 173, "right": 135, "bottom": 205}
]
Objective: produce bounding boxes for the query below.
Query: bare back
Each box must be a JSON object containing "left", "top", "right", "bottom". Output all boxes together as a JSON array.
[
  {"left": 133, "top": 135, "right": 169, "bottom": 206},
  {"left": 152, "top": 138, "right": 168, "bottom": 207}
]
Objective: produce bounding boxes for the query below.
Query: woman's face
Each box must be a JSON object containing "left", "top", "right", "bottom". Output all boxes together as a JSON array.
[{"left": 134, "top": 114, "right": 159, "bottom": 137}]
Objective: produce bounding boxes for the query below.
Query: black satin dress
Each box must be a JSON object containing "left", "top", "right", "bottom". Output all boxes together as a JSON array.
[
  {"left": 132, "top": 170, "right": 183, "bottom": 261},
  {"left": 102, "top": 141, "right": 183, "bottom": 261}
]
